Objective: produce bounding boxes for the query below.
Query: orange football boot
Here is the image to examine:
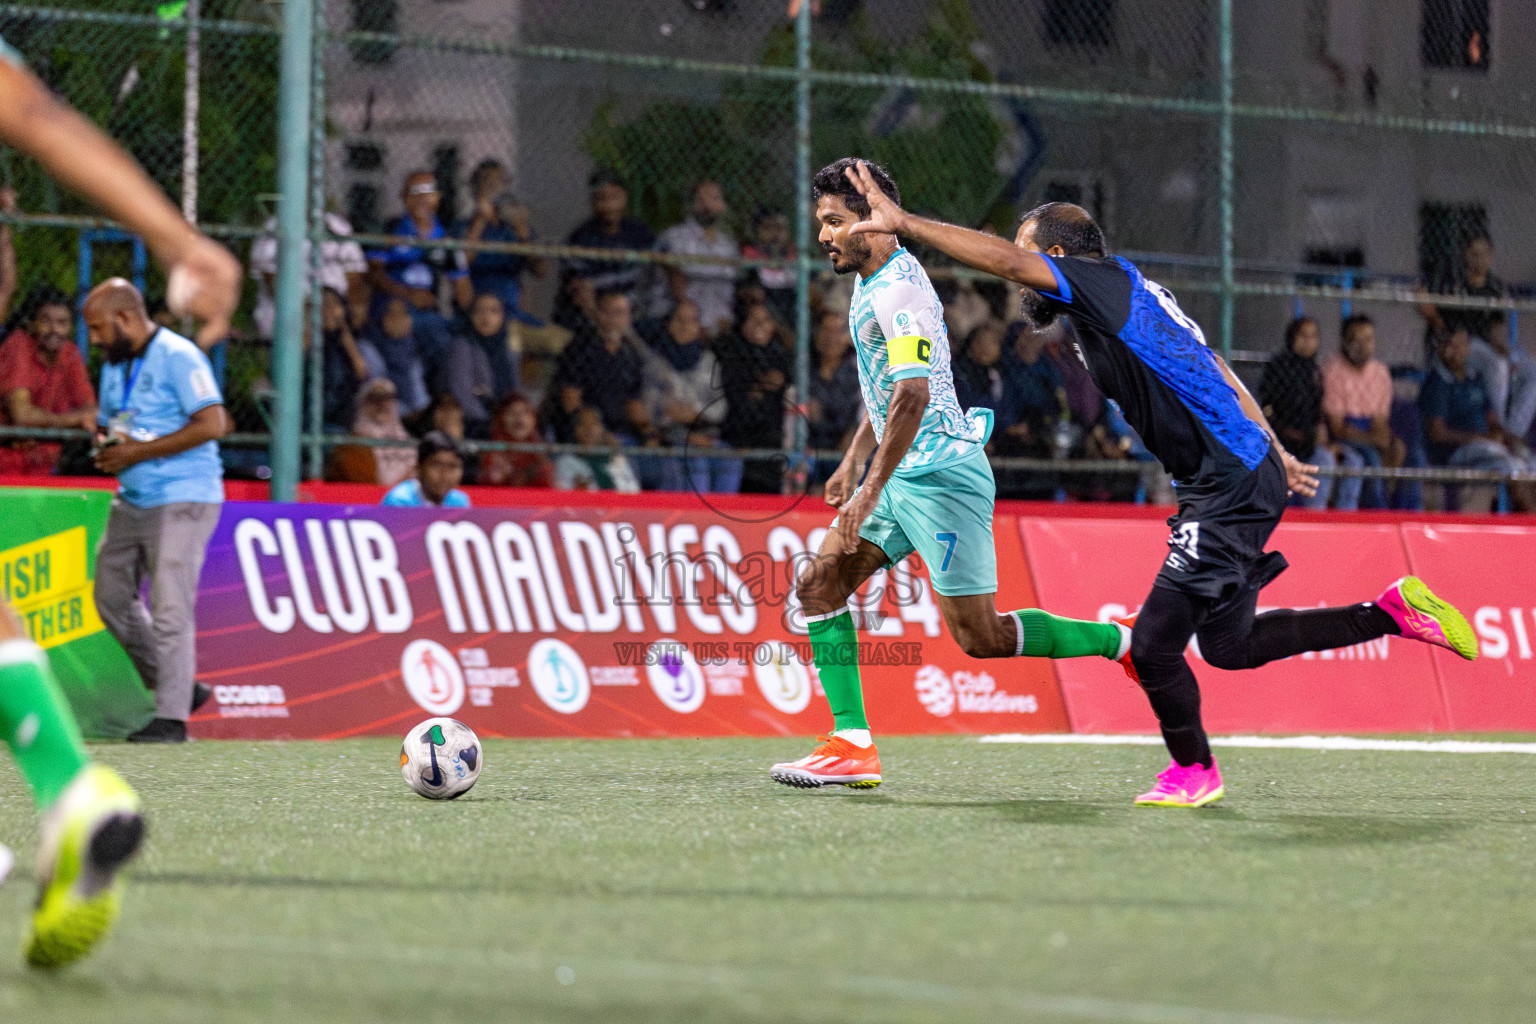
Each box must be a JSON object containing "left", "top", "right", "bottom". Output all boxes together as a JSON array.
[{"left": 770, "top": 735, "right": 882, "bottom": 789}]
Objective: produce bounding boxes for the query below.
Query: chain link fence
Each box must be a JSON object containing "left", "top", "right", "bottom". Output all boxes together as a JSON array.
[{"left": 2, "top": 0, "right": 1534, "bottom": 509}]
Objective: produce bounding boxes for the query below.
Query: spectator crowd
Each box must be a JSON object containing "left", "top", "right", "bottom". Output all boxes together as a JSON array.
[{"left": 0, "top": 166, "right": 1531, "bottom": 511}]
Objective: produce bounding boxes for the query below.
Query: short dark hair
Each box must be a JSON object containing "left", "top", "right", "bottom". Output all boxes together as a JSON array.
[
  {"left": 20, "top": 284, "right": 71, "bottom": 324},
  {"left": 1019, "top": 202, "right": 1105, "bottom": 257},
  {"left": 1340, "top": 313, "right": 1373, "bottom": 342},
  {"left": 470, "top": 159, "right": 504, "bottom": 194},
  {"left": 1283, "top": 315, "right": 1316, "bottom": 352},
  {"left": 419, "top": 430, "right": 462, "bottom": 463},
  {"left": 588, "top": 168, "right": 624, "bottom": 191},
  {"left": 812, "top": 158, "right": 899, "bottom": 220}
]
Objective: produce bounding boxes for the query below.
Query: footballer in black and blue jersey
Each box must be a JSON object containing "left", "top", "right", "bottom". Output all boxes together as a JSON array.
[
  {"left": 1026, "top": 251, "right": 1288, "bottom": 599},
  {"left": 840, "top": 161, "right": 1477, "bottom": 797}
]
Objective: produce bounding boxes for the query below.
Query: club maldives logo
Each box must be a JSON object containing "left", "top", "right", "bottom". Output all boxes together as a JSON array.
[
  {"left": 401, "top": 639, "right": 466, "bottom": 715},
  {"left": 913, "top": 665, "right": 956, "bottom": 717},
  {"left": 914, "top": 665, "right": 1039, "bottom": 717},
  {"left": 753, "top": 641, "right": 812, "bottom": 715},
  {"left": 527, "top": 638, "right": 591, "bottom": 714},
  {"left": 645, "top": 640, "right": 705, "bottom": 714}
]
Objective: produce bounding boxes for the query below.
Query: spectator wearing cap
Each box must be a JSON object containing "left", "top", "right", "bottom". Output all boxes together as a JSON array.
[
  {"left": 349, "top": 377, "right": 417, "bottom": 488},
  {"left": 366, "top": 170, "right": 467, "bottom": 388},
  {"left": 382, "top": 430, "right": 471, "bottom": 508},
  {"left": 369, "top": 170, "right": 472, "bottom": 314},
  {"left": 555, "top": 171, "right": 656, "bottom": 331},
  {"left": 251, "top": 208, "right": 367, "bottom": 343},
  {"left": 459, "top": 159, "right": 548, "bottom": 329},
  {"left": 0, "top": 287, "right": 97, "bottom": 474},
  {"left": 654, "top": 180, "right": 740, "bottom": 337}
]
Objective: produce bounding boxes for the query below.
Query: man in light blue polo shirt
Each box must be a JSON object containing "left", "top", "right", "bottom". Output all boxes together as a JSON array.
[{"left": 86, "top": 279, "right": 228, "bottom": 744}]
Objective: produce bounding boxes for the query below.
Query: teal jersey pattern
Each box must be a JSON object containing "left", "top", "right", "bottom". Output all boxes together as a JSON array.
[{"left": 847, "top": 248, "right": 986, "bottom": 477}]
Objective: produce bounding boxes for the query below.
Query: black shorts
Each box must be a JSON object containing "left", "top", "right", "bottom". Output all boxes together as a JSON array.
[{"left": 1154, "top": 447, "right": 1289, "bottom": 601}]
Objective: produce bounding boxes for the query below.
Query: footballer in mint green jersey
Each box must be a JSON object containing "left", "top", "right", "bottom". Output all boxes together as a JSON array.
[
  {"left": 768, "top": 158, "right": 1134, "bottom": 791},
  {"left": 848, "top": 247, "right": 988, "bottom": 478},
  {"left": 843, "top": 246, "right": 995, "bottom": 595}
]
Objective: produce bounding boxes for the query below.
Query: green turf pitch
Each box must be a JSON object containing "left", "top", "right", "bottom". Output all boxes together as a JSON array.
[{"left": 1, "top": 736, "right": 1535, "bottom": 1024}]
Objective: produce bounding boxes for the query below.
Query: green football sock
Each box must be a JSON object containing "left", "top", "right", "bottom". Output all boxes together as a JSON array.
[
  {"left": 0, "top": 639, "right": 89, "bottom": 810},
  {"left": 1011, "top": 609, "right": 1125, "bottom": 660},
  {"left": 808, "top": 610, "right": 867, "bottom": 731}
]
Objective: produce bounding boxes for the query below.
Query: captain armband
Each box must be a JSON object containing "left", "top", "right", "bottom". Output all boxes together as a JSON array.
[{"left": 887, "top": 334, "right": 933, "bottom": 374}]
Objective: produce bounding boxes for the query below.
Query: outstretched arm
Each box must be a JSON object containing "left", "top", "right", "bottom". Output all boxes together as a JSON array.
[
  {"left": 843, "top": 161, "right": 1060, "bottom": 292},
  {"left": 0, "top": 58, "right": 238, "bottom": 347}
]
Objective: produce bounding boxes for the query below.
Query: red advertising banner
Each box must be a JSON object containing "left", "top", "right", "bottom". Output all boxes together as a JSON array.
[
  {"left": 1398, "top": 523, "right": 1536, "bottom": 731},
  {"left": 1018, "top": 518, "right": 1449, "bottom": 734},
  {"left": 193, "top": 503, "right": 1069, "bottom": 740}
]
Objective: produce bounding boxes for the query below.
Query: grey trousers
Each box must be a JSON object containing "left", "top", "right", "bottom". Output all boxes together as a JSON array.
[{"left": 94, "top": 500, "right": 221, "bottom": 722}]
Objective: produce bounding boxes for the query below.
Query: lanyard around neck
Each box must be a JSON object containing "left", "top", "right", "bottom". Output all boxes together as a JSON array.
[{"left": 119, "top": 330, "right": 157, "bottom": 414}]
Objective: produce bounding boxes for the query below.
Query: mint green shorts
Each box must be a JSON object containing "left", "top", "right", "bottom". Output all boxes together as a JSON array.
[{"left": 846, "top": 449, "right": 998, "bottom": 597}]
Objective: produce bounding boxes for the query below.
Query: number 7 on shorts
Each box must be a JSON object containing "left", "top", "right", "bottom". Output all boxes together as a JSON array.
[{"left": 933, "top": 531, "right": 958, "bottom": 573}]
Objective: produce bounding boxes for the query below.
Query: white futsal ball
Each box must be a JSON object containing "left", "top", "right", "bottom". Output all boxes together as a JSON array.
[{"left": 400, "top": 717, "right": 482, "bottom": 800}]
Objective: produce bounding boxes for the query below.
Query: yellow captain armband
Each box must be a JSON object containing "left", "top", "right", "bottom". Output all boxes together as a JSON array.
[{"left": 887, "top": 334, "right": 933, "bottom": 372}]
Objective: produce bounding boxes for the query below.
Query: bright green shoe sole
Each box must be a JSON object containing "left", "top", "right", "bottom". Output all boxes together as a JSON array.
[{"left": 1401, "top": 576, "right": 1479, "bottom": 661}]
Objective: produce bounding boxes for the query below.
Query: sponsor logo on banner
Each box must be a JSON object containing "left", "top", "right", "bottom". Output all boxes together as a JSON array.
[
  {"left": 646, "top": 640, "right": 705, "bottom": 713},
  {"left": 0, "top": 526, "right": 107, "bottom": 650},
  {"left": 754, "top": 641, "right": 811, "bottom": 715},
  {"left": 914, "top": 665, "right": 955, "bottom": 716},
  {"left": 212, "top": 684, "right": 289, "bottom": 718},
  {"left": 528, "top": 638, "right": 590, "bottom": 714},
  {"left": 401, "top": 639, "right": 466, "bottom": 715},
  {"left": 915, "top": 665, "right": 1039, "bottom": 716}
]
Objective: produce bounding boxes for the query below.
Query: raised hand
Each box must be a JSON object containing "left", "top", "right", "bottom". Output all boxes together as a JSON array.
[
  {"left": 165, "top": 233, "right": 240, "bottom": 350},
  {"left": 843, "top": 161, "right": 907, "bottom": 236}
]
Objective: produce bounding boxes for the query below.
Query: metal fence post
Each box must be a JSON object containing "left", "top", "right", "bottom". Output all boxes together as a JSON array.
[
  {"left": 182, "top": 0, "right": 200, "bottom": 224},
  {"left": 793, "top": 0, "right": 812, "bottom": 467},
  {"left": 305, "top": 0, "right": 328, "bottom": 481},
  {"left": 1218, "top": 0, "right": 1234, "bottom": 358},
  {"left": 270, "top": 0, "right": 314, "bottom": 500}
]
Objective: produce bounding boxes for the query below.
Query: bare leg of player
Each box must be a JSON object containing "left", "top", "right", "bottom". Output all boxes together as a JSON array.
[{"left": 768, "top": 535, "right": 888, "bottom": 788}]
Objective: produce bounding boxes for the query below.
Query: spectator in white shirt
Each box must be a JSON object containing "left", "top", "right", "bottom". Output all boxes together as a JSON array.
[
  {"left": 654, "top": 180, "right": 740, "bottom": 337},
  {"left": 250, "top": 210, "right": 367, "bottom": 340}
]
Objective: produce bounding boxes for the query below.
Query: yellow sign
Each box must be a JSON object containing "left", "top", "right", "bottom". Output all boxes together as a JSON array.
[{"left": 0, "top": 526, "right": 105, "bottom": 650}]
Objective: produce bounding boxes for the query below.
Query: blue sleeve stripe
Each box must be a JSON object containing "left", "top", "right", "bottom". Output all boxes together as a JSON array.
[
  {"left": 1038, "top": 256, "right": 1072, "bottom": 303},
  {"left": 889, "top": 364, "right": 932, "bottom": 382}
]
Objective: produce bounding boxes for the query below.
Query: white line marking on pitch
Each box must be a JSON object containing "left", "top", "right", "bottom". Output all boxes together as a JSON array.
[{"left": 978, "top": 734, "right": 1536, "bottom": 754}]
